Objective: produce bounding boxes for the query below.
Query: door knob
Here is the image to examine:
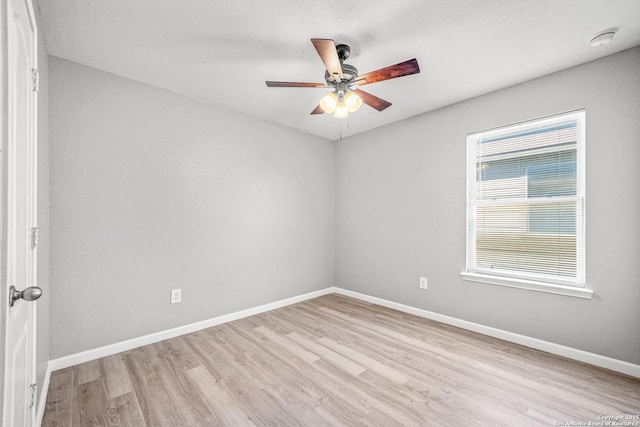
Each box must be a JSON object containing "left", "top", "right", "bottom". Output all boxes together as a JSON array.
[{"left": 8, "top": 286, "right": 42, "bottom": 307}]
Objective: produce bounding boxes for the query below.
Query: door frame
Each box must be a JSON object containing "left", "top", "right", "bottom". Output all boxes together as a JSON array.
[{"left": 1, "top": 0, "right": 39, "bottom": 424}]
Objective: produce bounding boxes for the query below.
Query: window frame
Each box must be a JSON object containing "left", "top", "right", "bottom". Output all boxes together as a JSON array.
[{"left": 461, "top": 110, "right": 592, "bottom": 299}]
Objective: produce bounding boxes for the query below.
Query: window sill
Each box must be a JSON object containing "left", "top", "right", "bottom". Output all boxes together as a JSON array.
[{"left": 460, "top": 272, "right": 593, "bottom": 299}]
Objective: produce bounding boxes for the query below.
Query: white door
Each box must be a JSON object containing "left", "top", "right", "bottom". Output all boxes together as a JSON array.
[{"left": 2, "top": 0, "right": 39, "bottom": 425}]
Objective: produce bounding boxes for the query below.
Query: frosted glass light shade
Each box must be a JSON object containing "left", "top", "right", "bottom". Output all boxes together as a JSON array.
[
  {"left": 344, "top": 91, "right": 363, "bottom": 112},
  {"left": 333, "top": 103, "right": 349, "bottom": 118},
  {"left": 319, "top": 92, "right": 338, "bottom": 113}
]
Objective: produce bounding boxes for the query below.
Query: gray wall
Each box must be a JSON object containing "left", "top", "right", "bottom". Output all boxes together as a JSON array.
[
  {"left": 49, "top": 58, "right": 334, "bottom": 358},
  {"left": 335, "top": 47, "right": 640, "bottom": 364}
]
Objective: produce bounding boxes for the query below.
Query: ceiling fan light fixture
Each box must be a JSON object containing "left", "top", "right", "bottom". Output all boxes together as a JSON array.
[
  {"left": 344, "top": 91, "right": 363, "bottom": 113},
  {"left": 319, "top": 92, "right": 338, "bottom": 113},
  {"left": 265, "top": 38, "right": 421, "bottom": 118}
]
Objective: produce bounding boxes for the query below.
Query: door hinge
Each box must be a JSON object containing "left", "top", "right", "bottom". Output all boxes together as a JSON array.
[
  {"left": 32, "top": 68, "right": 39, "bottom": 92},
  {"left": 29, "top": 383, "right": 37, "bottom": 408},
  {"left": 31, "top": 227, "right": 39, "bottom": 249}
]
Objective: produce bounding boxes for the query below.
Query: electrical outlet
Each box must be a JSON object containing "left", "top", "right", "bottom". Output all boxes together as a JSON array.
[
  {"left": 419, "top": 277, "right": 428, "bottom": 290},
  {"left": 170, "top": 288, "right": 182, "bottom": 304}
]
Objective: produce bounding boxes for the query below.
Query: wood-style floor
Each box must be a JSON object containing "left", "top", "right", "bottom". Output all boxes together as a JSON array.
[{"left": 42, "top": 294, "right": 640, "bottom": 426}]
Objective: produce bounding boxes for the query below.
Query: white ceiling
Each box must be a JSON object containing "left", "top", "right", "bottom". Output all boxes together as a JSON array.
[{"left": 39, "top": 0, "right": 640, "bottom": 141}]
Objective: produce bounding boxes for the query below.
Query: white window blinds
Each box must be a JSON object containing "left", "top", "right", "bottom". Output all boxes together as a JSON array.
[{"left": 466, "top": 111, "right": 585, "bottom": 287}]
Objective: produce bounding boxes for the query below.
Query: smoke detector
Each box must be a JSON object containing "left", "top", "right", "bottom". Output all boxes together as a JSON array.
[{"left": 589, "top": 29, "right": 617, "bottom": 47}]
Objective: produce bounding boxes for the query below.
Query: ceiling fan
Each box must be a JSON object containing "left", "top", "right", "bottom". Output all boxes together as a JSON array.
[{"left": 266, "top": 38, "right": 420, "bottom": 118}]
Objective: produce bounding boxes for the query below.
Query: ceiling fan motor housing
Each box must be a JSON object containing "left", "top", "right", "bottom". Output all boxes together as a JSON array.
[{"left": 335, "top": 44, "right": 351, "bottom": 60}]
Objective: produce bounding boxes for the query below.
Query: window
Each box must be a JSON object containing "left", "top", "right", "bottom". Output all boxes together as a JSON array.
[{"left": 462, "top": 111, "right": 591, "bottom": 298}]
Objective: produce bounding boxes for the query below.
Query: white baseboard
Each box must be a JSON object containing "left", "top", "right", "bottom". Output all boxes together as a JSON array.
[
  {"left": 47, "top": 285, "right": 640, "bottom": 379},
  {"left": 36, "top": 362, "right": 52, "bottom": 427},
  {"left": 48, "top": 287, "right": 337, "bottom": 371},
  {"left": 334, "top": 288, "right": 640, "bottom": 379}
]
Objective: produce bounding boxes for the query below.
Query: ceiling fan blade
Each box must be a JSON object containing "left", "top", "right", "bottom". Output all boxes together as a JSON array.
[
  {"left": 311, "top": 38, "right": 343, "bottom": 81},
  {"left": 266, "top": 81, "right": 328, "bottom": 88},
  {"left": 310, "top": 105, "right": 325, "bottom": 115},
  {"left": 354, "top": 89, "right": 392, "bottom": 111},
  {"left": 354, "top": 58, "right": 420, "bottom": 86}
]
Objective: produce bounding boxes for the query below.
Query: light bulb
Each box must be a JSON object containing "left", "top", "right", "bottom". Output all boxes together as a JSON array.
[
  {"left": 333, "top": 102, "right": 349, "bottom": 118},
  {"left": 344, "top": 91, "right": 363, "bottom": 113},
  {"left": 319, "top": 92, "right": 338, "bottom": 113}
]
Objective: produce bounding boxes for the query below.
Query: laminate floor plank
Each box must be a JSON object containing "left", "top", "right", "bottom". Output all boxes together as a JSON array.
[
  {"left": 42, "top": 366, "right": 74, "bottom": 414},
  {"left": 310, "top": 359, "right": 425, "bottom": 426},
  {"left": 185, "top": 365, "right": 256, "bottom": 426},
  {"left": 73, "top": 359, "right": 101, "bottom": 386},
  {"left": 41, "top": 367, "right": 76, "bottom": 427},
  {"left": 234, "top": 327, "right": 355, "bottom": 427},
  {"left": 225, "top": 320, "right": 376, "bottom": 424},
  {"left": 287, "top": 331, "right": 368, "bottom": 377},
  {"left": 122, "top": 346, "right": 194, "bottom": 427},
  {"left": 211, "top": 325, "right": 329, "bottom": 425},
  {"left": 147, "top": 341, "right": 212, "bottom": 427},
  {"left": 100, "top": 354, "right": 133, "bottom": 400},
  {"left": 317, "top": 336, "right": 411, "bottom": 385},
  {"left": 227, "top": 313, "right": 411, "bottom": 423},
  {"left": 253, "top": 325, "right": 321, "bottom": 364},
  {"left": 70, "top": 378, "right": 111, "bottom": 427},
  {"left": 105, "top": 392, "right": 146, "bottom": 427},
  {"left": 42, "top": 294, "right": 640, "bottom": 426},
  {"left": 186, "top": 328, "right": 307, "bottom": 427}
]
